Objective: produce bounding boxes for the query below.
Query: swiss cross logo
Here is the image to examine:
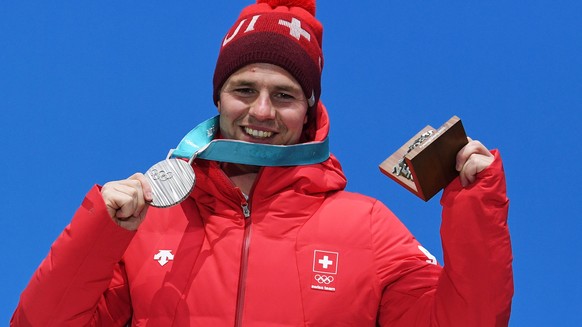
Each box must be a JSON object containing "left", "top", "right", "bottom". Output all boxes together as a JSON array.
[
  {"left": 313, "top": 250, "right": 338, "bottom": 275},
  {"left": 311, "top": 250, "right": 339, "bottom": 292},
  {"left": 278, "top": 17, "right": 311, "bottom": 41}
]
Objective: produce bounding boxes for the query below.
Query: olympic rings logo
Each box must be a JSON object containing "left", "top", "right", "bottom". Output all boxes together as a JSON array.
[
  {"left": 314, "top": 274, "right": 334, "bottom": 284},
  {"left": 150, "top": 169, "right": 173, "bottom": 182}
]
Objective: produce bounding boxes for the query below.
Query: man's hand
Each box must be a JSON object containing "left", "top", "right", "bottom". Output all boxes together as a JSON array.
[
  {"left": 101, "top": 173, "right": 153, "bottom": 231},
  {"left": 456, "top": 138, "right": 494, "bottom": 187}
]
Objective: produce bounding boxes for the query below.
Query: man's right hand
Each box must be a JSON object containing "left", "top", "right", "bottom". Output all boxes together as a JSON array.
[{"left": 101, "top": 173, "right": 153, "bottom": 231}]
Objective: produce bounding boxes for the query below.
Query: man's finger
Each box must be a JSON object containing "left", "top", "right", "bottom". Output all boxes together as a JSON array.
[
  {"left": 456, "top": 139, "right": 491, "bottom": 171},
  {"left": 129, "top": 173, "right": 153, "bottom": 202}
]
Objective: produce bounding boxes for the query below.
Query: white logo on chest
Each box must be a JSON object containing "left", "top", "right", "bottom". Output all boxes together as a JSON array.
[
  {"left": 154, "top": 250, "right": 174, "bottom": 266},
  {"left": 311, "top": 250, "right": 339, "bottom": 292}
]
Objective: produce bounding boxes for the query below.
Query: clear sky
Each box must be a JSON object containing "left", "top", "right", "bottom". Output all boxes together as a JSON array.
[{"left": 1, "top": 1, "right": 581, "bottom": 326}]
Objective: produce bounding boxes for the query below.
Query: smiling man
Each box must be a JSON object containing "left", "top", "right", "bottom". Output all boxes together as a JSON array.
[
  {"left": 218, "top": 63, "right": 309, "bottom": 146},
  {"left": 12, "top": 0, "right": 513, "bottom": 326},
  {"left": 217, "top": 63, "right": 310, "bottom": 194}
]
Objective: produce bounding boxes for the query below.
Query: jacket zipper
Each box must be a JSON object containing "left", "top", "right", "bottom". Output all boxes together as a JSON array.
[{"left": 234, "top": 188, "right": 251, "bottom": 327}]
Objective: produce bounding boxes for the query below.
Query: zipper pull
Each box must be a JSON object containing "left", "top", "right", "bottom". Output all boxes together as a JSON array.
[
  {"left": 241, "top": 203, "right": 250, "bottom": 218},
  {"left": 235, "top": 187, "right": 251, "bottom": 218}
]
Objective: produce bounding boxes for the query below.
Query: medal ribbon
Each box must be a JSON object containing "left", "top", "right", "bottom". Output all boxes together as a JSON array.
[{"left": 169, "top": 115, "right": 330, "bottom": 166}]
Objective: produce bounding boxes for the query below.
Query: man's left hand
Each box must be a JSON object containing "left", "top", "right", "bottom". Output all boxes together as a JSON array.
[{"left": 455, "top": 138, "right": 494, "bottom": 187}]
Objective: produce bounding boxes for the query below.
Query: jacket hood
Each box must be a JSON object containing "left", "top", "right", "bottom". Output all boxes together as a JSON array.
[
  {"left": 257, "top": 100, "right": 346, "bottom": 196},
  {"left": 301, "top": 100, "right": 329, "bottom": 143}
]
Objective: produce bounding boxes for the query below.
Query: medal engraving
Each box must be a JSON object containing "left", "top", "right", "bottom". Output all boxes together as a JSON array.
[
  {"left": 146, "top": 158, "right": 195, "bottom": 208},
  {"left": 392, "top": 130, "right": 435, "bottom": 181}
]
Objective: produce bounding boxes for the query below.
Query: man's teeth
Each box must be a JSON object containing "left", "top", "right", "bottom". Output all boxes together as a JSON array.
[{"left": 245, "top": 127, "right": 273, "bottom": 138}]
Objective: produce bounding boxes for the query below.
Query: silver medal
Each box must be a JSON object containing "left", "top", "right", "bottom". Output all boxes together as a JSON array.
[{"left": 145, "top": 158, "right": 195, "bottom": 208}]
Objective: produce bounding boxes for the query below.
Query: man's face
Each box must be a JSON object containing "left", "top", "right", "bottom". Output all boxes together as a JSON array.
[{"left": 217, "top": 63, "right": 308, "bottom": 145}]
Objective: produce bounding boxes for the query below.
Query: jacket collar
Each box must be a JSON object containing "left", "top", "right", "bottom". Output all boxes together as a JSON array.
[{"left": 190, "top": 102, "right": 346, "bottom": 210}]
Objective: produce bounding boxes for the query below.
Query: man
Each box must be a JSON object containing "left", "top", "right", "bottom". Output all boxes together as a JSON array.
[{"left": 12, "top": 0, "right": 513, "bottom": 326}]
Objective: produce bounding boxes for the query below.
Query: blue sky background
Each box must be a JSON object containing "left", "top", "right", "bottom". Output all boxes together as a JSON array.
[{"left": 1, "top": 1, "right": 580, "bottom": 325}]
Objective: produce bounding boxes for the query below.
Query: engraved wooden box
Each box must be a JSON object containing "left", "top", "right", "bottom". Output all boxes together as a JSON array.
[{"left": 379, "top": 116, "right": 468, "bottom": 201}]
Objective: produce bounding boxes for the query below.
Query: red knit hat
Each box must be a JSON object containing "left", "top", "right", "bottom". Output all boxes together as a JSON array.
[{"left": 213, "top": 0, "right": 323, "bottom": 109}]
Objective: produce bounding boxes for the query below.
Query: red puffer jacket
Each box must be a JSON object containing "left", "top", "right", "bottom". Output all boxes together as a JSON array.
[{"left": 12, "top": 103, "right": 513, "bottom": 326}]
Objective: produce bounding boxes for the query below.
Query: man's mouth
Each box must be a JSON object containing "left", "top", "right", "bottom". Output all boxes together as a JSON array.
[{"left": 244, "top": 127, "right": 273, "bottom": 139}]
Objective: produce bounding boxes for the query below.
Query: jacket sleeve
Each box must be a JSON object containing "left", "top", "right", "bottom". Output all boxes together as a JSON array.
[
  {"left": 11, "top": 186, "right": 135, "bottom": 327},
  {"left": 377, "top": 150, "right": 513, "bottom": 326}
]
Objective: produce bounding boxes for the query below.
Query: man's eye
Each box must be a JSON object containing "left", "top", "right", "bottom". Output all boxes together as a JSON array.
[
  {"left": 275, "top": 92, "right": 294, "bottom": 100},
  {"left": 234, "top": 88, "right": 255, "bottom": 95}
]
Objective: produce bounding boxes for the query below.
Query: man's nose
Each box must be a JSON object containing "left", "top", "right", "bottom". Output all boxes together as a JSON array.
[{"left": 249, "top": 92, "right": 275, "bottom": 121}]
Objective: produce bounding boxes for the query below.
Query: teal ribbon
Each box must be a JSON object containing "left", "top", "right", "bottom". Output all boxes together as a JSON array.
[{"left": 170, "top": 115, "right": 330, "bottom": 166}]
